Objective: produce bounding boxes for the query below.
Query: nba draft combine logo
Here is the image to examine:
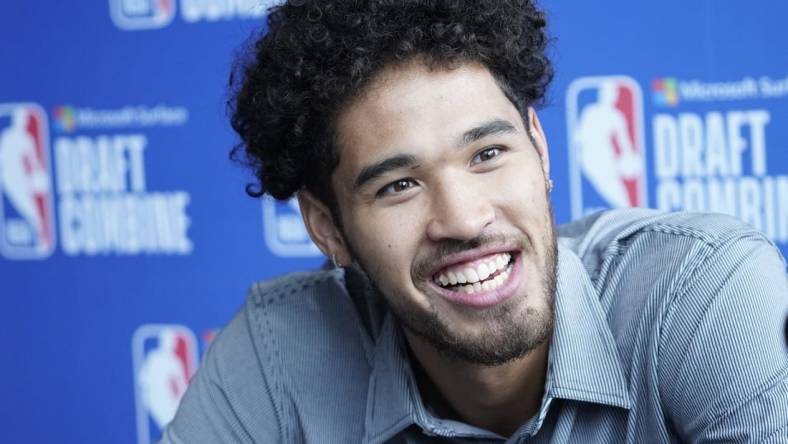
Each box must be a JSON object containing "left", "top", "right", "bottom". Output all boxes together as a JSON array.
[
  {"left": 566, "top": 74, "right": 788, "bottom": 246},
  {"left": 566, "top": 76, "right": 648, "bottom": 219},
  {"left": 0, "top": 101, "right": 195, "bottom": 260},
  {"left": 52, "top": 104, "right": 194, "bottom": 256},
  {"left": 651, "top": 87, "right": 788, "bottom": 244},
  {"left": 132, "top": 324, "right": 198, "bottom": 444},
  {"left": 0, "top": 104, "right": 56, "bottom": 259}
]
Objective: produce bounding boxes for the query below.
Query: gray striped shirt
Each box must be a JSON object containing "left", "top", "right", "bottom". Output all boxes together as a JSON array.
[{"left": 161, "top": 209, "right": 788, "bottom": 443}]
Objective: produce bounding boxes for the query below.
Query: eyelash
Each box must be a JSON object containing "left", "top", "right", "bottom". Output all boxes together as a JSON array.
[
  {"left": 377, "top": 178, "right": 416, "bottom": 197},
  {"left": 375, "top": 145, "right": 506, "bottom": 197},
  {"left": 471, "top": 145, "right": 504, "bottom": 165}
]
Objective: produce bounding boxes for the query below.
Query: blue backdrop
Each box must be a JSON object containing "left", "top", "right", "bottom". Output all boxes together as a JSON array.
[{"left": 1, "top": 1, "right": 786, "bottom": 443}]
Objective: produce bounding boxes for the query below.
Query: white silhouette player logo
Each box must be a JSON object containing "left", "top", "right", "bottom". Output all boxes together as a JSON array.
[
  {"left": 0, "top": 104, "right": 55, "bottom": 259},
  {"left": 132, "top": 325, "right": 197, "bottom": 444},
  {"left": 566, "top": 77, "right": 647, "bottom": 218}
]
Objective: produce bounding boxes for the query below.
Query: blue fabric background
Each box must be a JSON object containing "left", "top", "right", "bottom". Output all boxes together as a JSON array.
[{"left": 0, "top": 1, "right": 786, "bottom": 443}]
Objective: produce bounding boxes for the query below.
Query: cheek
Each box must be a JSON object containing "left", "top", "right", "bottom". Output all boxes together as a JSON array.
[
  {"left": 351, "top": 221, "right": 429, "bottom": 308},
  {"left": 495, "top": 165, "right": 547, "bottom": 212},
  {"left": 347, "top": 208, "right": 422, "bottom": 277}
]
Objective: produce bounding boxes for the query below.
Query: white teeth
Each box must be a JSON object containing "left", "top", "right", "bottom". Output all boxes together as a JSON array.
[
  {"left": 477, "top": 263, "right": 491, "bottom": 281},
  {"left": 441, "top": 261, "right": 512, "bottom": 294},
  {"left": 444, "top": 269, "right": 511, "bottom": 294},
  {"left": 465, "top": 268, "right": 480, "bottom": 284},
  {"left": 434, "top": 252, "right": 513, "bottom": 288}
]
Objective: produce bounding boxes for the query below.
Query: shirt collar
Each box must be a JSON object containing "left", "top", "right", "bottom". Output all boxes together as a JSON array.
[
  {"left": 363, "top": 242, "right": 631, "bottom": 442},
  {"left": 546, "top": 241, "right": 631, "bottom": 410},
  {"left": 364, "top": 314, "right": 418, "bottom": 444}
]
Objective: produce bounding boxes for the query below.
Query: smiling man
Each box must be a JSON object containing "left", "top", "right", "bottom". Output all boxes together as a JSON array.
[{"left": 160, "top": 1, "right": 788, "bottom": 443}]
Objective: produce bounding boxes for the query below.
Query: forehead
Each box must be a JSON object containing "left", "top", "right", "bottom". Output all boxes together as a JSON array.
[{"left": 333, "top": 61, "right": 524, "bottom": 175}]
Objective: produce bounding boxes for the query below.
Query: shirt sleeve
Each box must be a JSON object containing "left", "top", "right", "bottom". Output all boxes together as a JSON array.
[
  {"left": 658, "top": 232, "right": 788, "bottom": 442},
  {"left": 157, "top": 301, "right": 283, "bottom": 444}
]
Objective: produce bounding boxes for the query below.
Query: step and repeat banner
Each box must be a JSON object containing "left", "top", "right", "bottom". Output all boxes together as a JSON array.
[{"left": 1, "top": 1, "right": 786, "bottom": 443}]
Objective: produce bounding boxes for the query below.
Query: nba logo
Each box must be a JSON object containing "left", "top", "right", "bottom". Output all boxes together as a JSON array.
[
  {"left": 566, "top": 76, "right": 648, "bottom": 219},
  {"left": 262, "top": 196, "right": 322, "bottom": 257},
  {"left": 110, "top": 0, "right": 176, "bottom": 30},
  {"left": 0, "top": 103, "right": 56, "bottom": 260},
  {"left": 132, "top": 325, "right": 198, "bottom": 444}
]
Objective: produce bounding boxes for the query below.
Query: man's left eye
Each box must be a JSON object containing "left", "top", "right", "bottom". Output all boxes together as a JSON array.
[
  {"left": 377, "top": 178, "right": 417, "bottom": 197},
  {"left": 471, "top": 146, "right": 503, "bottom": 165}
]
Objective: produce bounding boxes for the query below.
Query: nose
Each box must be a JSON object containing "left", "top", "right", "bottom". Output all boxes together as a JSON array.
[{"left": 425, "top": 180, "right": 495, "bottom": 242}]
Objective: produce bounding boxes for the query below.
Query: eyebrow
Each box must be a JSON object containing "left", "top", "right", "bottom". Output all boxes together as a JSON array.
[
  {"left": 352, "top": 119, "right": 518, "bottom": 192},
  {"left": 353, "top": 153, "right": 419, "bottom": 191},
  {"left": 459, "top": 119, "right": 518, "bottom": 147}
]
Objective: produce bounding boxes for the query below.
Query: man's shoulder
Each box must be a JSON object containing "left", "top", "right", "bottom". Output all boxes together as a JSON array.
[
  {"left": 240, "top": 267, "right": 376, "bottom": 354},
  {"left": 561, "top": 213, "right": 788, "bottom": 441},
  {"left": 163, "top": 269, "right": 376, "bottom": 442},
  {"left": 247, "top": 268, "right": 348, "bottom": 314},
  {"left": 200, "top": 269, "right": 353, "bottom": 374},
  {"left": 558, "top": 208, "right": 774, "bottom": 275},
  {"left": 560, "top": 207, "right": 768, "bottom": 247},
  {"left": 558, "top": 209, "right": 784, "bottom": 362},
  {"left": 199, "top": 268, "right": 376, "bottom": 389}
]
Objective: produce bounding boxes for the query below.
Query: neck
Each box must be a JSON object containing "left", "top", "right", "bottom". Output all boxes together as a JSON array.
[{"left": 404, "top": 331, "right": 549, "bottom": 438}]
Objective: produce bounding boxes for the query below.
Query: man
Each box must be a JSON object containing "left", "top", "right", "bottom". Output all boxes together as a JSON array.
[{"left": 161, "top": 1, "right": 788, "bottom": 442}]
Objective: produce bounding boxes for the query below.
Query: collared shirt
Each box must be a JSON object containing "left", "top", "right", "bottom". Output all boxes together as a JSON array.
[{"left": 160, "top": 209, "right": 788, "bottom": 443}]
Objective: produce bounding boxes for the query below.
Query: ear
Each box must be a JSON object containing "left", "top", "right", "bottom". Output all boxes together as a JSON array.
[
  {"left": 297, "top": 191, "right": 352, "bottom": 266},
  {"left": 527, "top": 107, "right": 550, "bottom": 179}
]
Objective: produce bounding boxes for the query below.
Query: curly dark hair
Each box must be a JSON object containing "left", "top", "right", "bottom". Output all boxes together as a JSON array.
[{"left": 229, "top": 0, "right": 553, "bottom": 212}]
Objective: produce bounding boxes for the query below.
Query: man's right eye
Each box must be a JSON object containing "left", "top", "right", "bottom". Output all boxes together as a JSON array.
[{"left": 377, "top": 178, "right": 417, "bottom": 197}]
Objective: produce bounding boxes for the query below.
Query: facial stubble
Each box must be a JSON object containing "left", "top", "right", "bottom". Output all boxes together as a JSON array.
[{"left": 343, "top": 209, "right": 558, "bottom": 367}]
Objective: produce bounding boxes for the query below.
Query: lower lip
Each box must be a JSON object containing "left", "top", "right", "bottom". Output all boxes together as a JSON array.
[{"left": 430, "top": 254, "right": 523, "bottom": 309}]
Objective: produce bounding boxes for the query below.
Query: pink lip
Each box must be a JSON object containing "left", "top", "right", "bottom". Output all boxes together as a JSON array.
[{"left": 429, "top": 253, "right": 523, "bottom": 309}]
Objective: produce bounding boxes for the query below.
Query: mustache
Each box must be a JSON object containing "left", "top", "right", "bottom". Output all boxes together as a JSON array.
[{"left": 413, "top": 232, "right": 531, "bottom": 278}]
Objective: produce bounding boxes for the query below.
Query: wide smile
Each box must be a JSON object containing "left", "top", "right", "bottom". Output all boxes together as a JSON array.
[{"left": 428, "top": 251, "right": 522, "bottom": 308}]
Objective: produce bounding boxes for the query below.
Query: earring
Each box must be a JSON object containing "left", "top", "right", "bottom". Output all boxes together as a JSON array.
[
  {"left": 331, "top": 253, "right": 341, "bottom": 268},
  {"left": 547, "top": 179, "right": 554, "bottom": 192}
]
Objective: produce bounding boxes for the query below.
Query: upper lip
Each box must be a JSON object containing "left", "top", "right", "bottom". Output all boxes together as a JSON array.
[{"left": 424, "top": 244, "right": 519, "bottom": 278}]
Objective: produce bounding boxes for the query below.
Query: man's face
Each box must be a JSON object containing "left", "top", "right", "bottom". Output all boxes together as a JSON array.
[{"left": 330, "top": 61, "right": 556, "bottom": 365}]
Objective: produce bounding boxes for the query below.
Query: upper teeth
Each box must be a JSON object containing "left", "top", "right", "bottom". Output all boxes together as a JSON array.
[{"left": 435, "top": 253, "right": 511, "bottom": 287}]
